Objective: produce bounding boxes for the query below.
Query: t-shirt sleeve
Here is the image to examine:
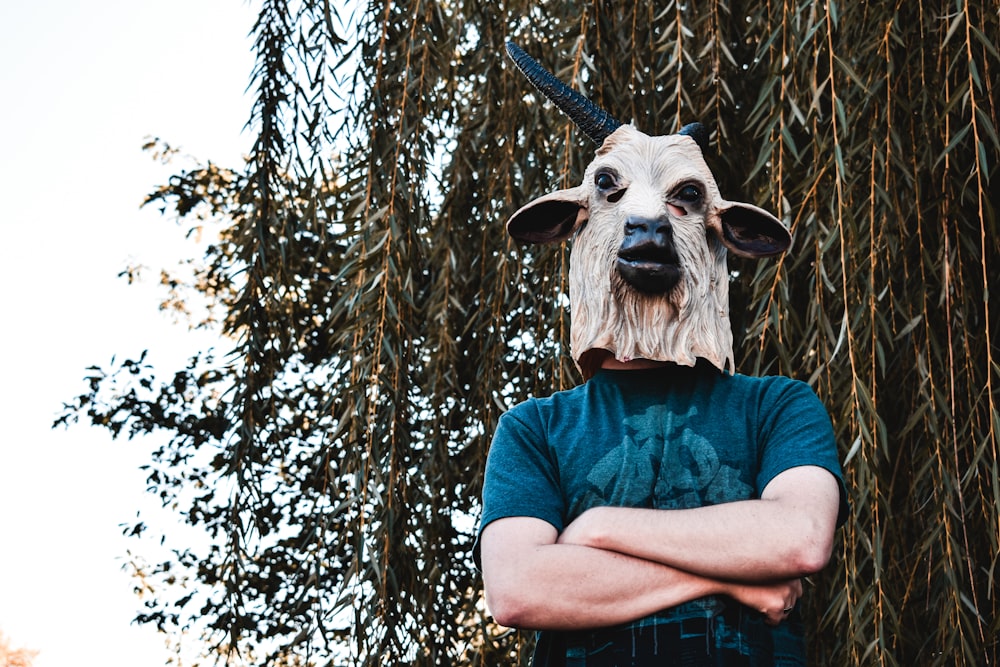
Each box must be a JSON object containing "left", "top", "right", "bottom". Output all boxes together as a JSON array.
[
  {"left": 756, "top": 378, "right": 850, "bottom": 525},
  {"left": 474, "top": 402, "right": 566, "bottom": 567}
]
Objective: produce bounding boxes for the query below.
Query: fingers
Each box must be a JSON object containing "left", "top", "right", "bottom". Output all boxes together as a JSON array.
[
  {"left": 761, "top": 579, "right": 802, "bottom": 626},
  {"left": 726, "top": 578, "right": 803, "bottom": 625},
  {"left": 763, "top": 606, "right": 793, "bottom": 626}
]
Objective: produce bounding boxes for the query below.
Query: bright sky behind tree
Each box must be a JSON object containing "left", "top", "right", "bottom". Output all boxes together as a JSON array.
[{"left": 0, "top": 2, "right": 255, "bottom": 664}]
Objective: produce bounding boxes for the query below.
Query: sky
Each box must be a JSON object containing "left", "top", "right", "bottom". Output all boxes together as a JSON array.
[{"left": 0, "top": 2, "right": 256, "bottom": 664}]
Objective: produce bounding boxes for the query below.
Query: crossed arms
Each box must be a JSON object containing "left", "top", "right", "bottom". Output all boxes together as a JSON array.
[{"left": 480, "top": 464, "right": 841, "bottom": 631}]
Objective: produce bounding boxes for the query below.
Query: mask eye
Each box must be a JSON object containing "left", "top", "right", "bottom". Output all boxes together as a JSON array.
[
  {"left": 594, "top": 170, "right": 617, "bottom": 191},
  {"left": 676, "top": 184, "right": 701, "bottom": 203}
]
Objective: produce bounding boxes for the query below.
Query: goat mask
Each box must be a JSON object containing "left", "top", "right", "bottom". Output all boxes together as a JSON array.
[{"left": 505, "top": 42, "right": 792, "bottom": 379}]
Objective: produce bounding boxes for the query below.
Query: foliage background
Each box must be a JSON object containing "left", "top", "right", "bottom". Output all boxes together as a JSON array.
[{"left": 58, "top": 1, "right": 999, "bottom": 665}]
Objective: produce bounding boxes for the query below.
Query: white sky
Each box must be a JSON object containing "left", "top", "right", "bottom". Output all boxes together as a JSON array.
[{"left": 0, "top": 1, "right": 256, "bottom": 664}]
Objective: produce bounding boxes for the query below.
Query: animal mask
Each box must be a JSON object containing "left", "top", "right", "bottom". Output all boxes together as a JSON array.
[{"left": 506, "top": 42, "right": 791, "bottom": 379}]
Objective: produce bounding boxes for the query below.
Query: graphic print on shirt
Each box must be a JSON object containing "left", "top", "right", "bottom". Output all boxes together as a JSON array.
[{"left": 581, "top": 403, "right": 753, "bottom": 513}]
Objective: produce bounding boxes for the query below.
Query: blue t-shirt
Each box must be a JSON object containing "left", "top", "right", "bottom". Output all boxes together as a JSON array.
[{"left": 478, "top": 361, "right": 847, "bottom": 665}]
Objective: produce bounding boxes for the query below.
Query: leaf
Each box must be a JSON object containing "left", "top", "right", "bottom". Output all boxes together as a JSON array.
[{"left": 59, "top": 2, "right": 1000, "bottom": 665}]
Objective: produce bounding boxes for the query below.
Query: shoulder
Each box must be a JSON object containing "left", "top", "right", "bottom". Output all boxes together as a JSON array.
[
  {"left": 725, "top": 369, "right": 808, "bottom": 391},
  {"left": 725, "top": 372, "right": 825, "bottom": 408},
  {"left": 717, "top": 372, "right": 834, "bottom": 446},
  {"left": 500, "top": 382, "right": 590, "bottom": 424}
]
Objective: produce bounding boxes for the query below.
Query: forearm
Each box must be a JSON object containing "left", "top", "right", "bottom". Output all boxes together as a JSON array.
[
  {"left": 485, "top": 541, "right": 724, "bottom": 630},
  {"left": 559, "top": 468, "right": 840, "bottom": 581},
  {"left": 563, "top": 503, "right": 816, "bottom": 581}
]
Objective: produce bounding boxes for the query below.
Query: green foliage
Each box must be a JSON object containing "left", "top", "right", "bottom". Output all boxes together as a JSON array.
[{"left": 57, "top": 1, "right": 999, "bottom": 665}]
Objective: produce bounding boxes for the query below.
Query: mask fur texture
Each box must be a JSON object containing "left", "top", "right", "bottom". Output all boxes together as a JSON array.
[
  {"left": 570, "top": 127, "right": 734, "bottom": 378},
  {"left": 507, "top": 125, "right": 790, "bottom": 380}
]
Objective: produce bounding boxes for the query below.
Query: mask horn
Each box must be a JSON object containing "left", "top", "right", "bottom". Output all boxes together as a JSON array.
[
  {"left": 677, "top": 122, "right": 709, "bottom": 153},
  {"left": 506, "top": 41, "right": 623, "bottom": 145}
]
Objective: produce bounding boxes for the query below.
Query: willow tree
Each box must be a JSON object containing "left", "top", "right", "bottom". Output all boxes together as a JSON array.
[{"left": 58, "top": 1, "right": 998, "bottom": 665}]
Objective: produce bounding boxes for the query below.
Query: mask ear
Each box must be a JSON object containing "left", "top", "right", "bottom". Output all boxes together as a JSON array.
[
  {"left": 507, "top": 186, "right": 589, "bottom": 244},
  {"left": 714, "top": 201, "right": 792, "bottom": 257}
]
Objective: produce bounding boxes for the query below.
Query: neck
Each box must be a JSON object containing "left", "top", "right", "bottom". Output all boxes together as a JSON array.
[{"left": 598, "top": 352, "right": 673, "bottom": 371}]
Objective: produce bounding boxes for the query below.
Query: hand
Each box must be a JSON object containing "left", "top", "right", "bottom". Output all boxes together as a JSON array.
[{"left": 724, "top": 578, "right": 802, "bottom": 626}]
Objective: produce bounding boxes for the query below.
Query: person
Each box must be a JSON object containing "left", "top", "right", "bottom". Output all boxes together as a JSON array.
[
  {"left": 478, "top": 353, "right": 846, "bottom": 665},
  {"left": 478, "top": 43, "right": 848, "bottom": 665}
]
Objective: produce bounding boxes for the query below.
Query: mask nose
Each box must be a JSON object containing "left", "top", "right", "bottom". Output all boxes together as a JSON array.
[
  {"left": 624, "top": 215, "right": 673, "bottom": 245},
  {"left": 617, "top": 215, "right": 681, "bottom": 294}
]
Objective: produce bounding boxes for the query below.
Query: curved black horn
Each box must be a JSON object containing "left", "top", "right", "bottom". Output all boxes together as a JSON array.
[
  {"left": 677, "top": 122, "right": 709, "bottom": 153},
  {"left": 506, "top": 41, "right": 622, "bottom": 145}
]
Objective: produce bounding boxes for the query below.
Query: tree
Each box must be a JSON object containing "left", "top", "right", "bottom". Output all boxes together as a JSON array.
[
  {"left": 58, "top": 1, "right": 999, "bottom": 665},
  {"left": 0, "top": 630, "right": 37, "bottom": 667}
]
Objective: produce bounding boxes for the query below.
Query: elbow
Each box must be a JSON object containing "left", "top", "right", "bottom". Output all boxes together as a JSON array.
[
  {"left": 793, "top": 545, "right": 832, "bottom": 576},
  {"left": 789, "top": 530, "right": 835, "bottom": 575},
  {"left": 485, "top": 585, "right": 534, "bottom": 629}
]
